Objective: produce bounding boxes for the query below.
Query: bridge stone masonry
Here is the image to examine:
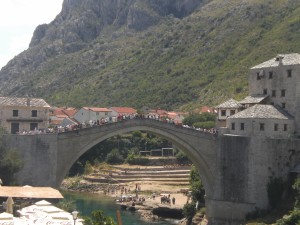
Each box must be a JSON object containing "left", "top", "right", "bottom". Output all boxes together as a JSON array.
[{"left": 3, "top": 118, "right": 300, "bottom": 225}]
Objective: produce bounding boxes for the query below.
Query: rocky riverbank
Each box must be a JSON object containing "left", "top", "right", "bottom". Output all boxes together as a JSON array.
[{"left": 61, "top": 177, "right": 190, "bottom": 222}]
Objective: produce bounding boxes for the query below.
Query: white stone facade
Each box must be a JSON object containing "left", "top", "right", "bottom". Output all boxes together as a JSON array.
[
  {"left": 217, "top": 53, "right": 300, "bottom": 138},
  {"left": 74, "top": 107, "right": 112, "bottom": 124},
  {"left": 250, "top": 53, "right": 300, "bottom": 133},
  {"left": 0, "top": 97, "right": 50, "bottom": 134}
]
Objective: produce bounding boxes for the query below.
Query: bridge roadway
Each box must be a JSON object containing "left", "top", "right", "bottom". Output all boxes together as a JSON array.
[{"left": 5, "top": 117, "right": 298, "bottom": 224}]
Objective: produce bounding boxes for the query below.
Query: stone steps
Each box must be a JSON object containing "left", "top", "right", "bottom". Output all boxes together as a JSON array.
[{"left": 85, "top": 166, "right": 191, "bottom": 185}]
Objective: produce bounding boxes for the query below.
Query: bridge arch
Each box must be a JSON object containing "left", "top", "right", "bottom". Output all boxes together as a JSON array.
[{"left": 57, "top": 119, "right": 218, "bottom": 196}]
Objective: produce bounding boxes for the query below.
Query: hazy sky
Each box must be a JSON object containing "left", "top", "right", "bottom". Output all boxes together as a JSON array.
[{"left": 0, "top": 0, "right": 63, "bottom": 69}]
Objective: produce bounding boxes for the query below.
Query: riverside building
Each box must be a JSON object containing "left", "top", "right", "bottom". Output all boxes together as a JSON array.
[{"left": 217, "top": 53, "right": 300, "bottom": 138}]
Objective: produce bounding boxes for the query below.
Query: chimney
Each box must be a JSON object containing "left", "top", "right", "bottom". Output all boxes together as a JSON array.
[
  {"left": 275, "top": 54, "right": 284, "bottom": 65},
  {"left": 27, "top": 98, "right": 30, "bottom": 106}
]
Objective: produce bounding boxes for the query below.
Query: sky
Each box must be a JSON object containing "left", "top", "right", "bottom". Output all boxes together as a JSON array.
[{"left": 0, "top": 0, "right": 64, "bottom": 69}]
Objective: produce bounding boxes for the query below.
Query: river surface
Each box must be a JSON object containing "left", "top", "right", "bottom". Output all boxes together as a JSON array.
[{"left": 63, "top": 191, "right": 179, "bottom": 225}]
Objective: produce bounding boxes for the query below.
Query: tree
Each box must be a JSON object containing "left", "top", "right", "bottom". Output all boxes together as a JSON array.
[
  {"left": 106, "top": 149, "right": 124, "bottom": 164},
  {"left": 189, "top": 165, "right": 205, "bottom": 204},
  {"left": 183, "top": 202, "right": 196, "bottom": 225},
  {"left": 84, "top": 210, "right": 116, "bottom": 225},
  {"left": 183, "top": 112, "right": 216, "bottom": 127},
  {"left": 293, "top": 178, "right": 300, "bottom": 210},
  {"left": 0, "top": 127, "right": 23, "bottom": 185}
]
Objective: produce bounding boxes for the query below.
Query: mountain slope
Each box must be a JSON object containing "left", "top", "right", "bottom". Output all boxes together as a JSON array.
[{"left": 1, "top": 0, "right": 300, "bottom": 110}]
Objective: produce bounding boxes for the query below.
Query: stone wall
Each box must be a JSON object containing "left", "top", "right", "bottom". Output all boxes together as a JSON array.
[{"left": 4, "top": 134, "right": 58, "bottom": 187}]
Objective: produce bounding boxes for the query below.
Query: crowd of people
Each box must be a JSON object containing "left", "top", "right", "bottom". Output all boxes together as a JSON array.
[{"left": 15, "top": 113, "right": 218, "bottom": 136}]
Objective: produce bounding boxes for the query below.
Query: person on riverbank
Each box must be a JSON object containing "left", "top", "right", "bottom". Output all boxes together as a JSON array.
[{"left": 172, "top": 197, "right": 175, "bottom": 205}]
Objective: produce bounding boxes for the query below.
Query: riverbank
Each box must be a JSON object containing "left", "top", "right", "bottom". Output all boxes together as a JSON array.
[{"left": 61, "top": 163, "right": 207, "bottom": 224}]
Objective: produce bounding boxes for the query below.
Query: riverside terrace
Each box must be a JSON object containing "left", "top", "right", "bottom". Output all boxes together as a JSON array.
[{"left": 4, "top": 117, "right": 300, "bottom": 225}]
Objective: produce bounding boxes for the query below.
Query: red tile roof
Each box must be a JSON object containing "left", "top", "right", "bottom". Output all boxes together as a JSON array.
[
  {"left": 51, "top": 108, "right": 78, "bottom": 117},
  {"left": 85, "top": 107, "right": 112, "bottom": 112},
  {"left": 110, "top": 107, "right": 137, "bottom": 114}
]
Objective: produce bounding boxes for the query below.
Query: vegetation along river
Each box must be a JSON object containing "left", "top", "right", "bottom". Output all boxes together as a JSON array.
[{"left": 63, "top": 191, "right": 179, "bottom": 225}]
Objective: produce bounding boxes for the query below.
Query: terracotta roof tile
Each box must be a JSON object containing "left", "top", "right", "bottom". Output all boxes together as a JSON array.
[{"left": 110, "top": 107, "right": 137, "bottom": 114}]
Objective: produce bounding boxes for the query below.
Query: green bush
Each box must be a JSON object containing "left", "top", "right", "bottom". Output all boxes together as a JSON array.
[
  {"left": 175, "top": 151, "right": 189, "bottom": 164},
  {"left": 183, "top": 202, "right": 196, "bottom": 224},
  {"left": 276, "top": 209, "right": 300, "bottom": 225},
  {"left": 84, "top": 161, "right": 93, "bottom": 175},
  {"left": 293, "top": 178, "right": 300, "bottom": 210},
  {"left": 0, "top": 125, "right": 23, "bottom": 185},
  {"left": 125, "top": 153, "right": 149, "bottom": 165},
  {"left": 183, "top": 112, "right": 216, "bottom": 129},
  {"left": 189, "top": 165, "right": 205, "bottom": 204},
  {"left": 84, "top": 210, "right": 117, "bottom": 225},
  {"left": 106, "top": 149, "right": 124, "bottom": 164},
  {"left": 193, "top": 121, "right": 215, "bottom": 129},
  {"left": 56, "top": 199, "right": 76, "bottom": 212}
]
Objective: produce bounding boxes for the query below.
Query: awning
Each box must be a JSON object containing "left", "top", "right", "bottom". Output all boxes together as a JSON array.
[{"left": 0, "top": 186, "right": 63, "bottom": 199}]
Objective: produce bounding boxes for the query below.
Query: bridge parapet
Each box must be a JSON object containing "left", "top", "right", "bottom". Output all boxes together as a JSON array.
[{"left": 58, "top": 118, "right": 217, "bottom": 140}]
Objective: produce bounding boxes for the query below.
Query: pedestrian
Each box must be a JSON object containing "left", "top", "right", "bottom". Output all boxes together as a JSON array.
[{"left": 172, "top": 197, "right": 175, "bottom": 205}]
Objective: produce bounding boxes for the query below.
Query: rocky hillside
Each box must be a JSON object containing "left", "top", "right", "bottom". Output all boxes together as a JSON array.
[{"left": 1, "top": 0, "right": 300, "bottom": 110}]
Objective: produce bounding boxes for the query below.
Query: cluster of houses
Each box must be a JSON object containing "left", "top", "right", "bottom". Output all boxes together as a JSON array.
[{"left": 0, "top": 97, "right": 191, "bottom": 134}]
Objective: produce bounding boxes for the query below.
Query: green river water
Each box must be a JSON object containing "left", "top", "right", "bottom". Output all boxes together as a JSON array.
[{"left": 63, "top": 191, "right": 179, "bottom": 225}]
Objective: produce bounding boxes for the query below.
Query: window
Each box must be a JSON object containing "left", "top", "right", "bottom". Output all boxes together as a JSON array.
[
  {"left": 287, "top": 69, "right": 292, "bottom": 78},
  {"left": 282, "top": 103, "right": 286, "bottom": 109},
  {"left": 105, "top": 112, "right": 108, "bottom": 116},
  {"left": 31, "top": 110, "right": 37, "bottom": 117},
  {"left": 274, "top": 124, "right": 278, "bottom": 131},
  {"left": 30, "top": 123, "right": 38, "bottom": 131},
  {"left": 284, "top": 124, "right": 288, "bottom": 131},
  {"left": 263, "top": 89, "right": 267, "bottom": 95},
  {"left": 260, "top": 123, "right": 265, "bottom": 131},
  {"left": 272, "top": 90, "right": 276, "bottom": 97},
  {"left": 230, "top": 110, "right": 235, "bottom": 116},
  {"left": 231, "top": 123, "right": 235, "bottom": 130},
  {"left": 221, "top": 110, "right": 226, "bottom": 116},
  {"left": 281, "top": 89, "right": 286, "bottom": 97},
  {"left": 11, "top": 123, "right": 19, "bottom": 134},
  {"left": 269, "top": 71, "right": 273, "bottom": 79},
  {"left": 13, "top": 110, "right": 18, "bottom": 117},
  {"left": 96, "top": 112, "right": 99, "bottom": 115},
  {"left": 257, "top": 72, "right": 261, "bottom": 80},
  {"left": 240, "top": 123, "right": 244, "bottom": 130}
]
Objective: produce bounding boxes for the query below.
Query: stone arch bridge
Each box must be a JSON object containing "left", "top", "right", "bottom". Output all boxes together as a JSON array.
[{"left": 4, "top": 118, "right": 300, "bottom": 224}]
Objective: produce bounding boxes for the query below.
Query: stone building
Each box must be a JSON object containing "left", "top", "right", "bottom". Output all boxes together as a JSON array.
[
  {"left": 226, "top": 104, "right": 294, "bottom": 139},
  {"left": 215, "top": 98, "right": 241, "bottom": 127},
  {"left": 249, "top": 53, "right": 300, "bottom": 133},
  {"left": 218, "top": 53, "right": 300, "bottom": 137},
  {"left": 0, "top": 97, "right": 50, "bottom": 134},
  {"left": 74, "top": 107, "right": 112, "bottom": 124}
]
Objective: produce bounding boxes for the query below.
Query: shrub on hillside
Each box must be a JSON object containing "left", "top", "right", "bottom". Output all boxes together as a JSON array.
[
  {"left": 183, "top": 202, "right": 196, "bottom": 225},
  {"left": 175, "top": 151, "right": 190, "bottom": 164},
  {"left": 106, "top": 149, "right": 124, "bottom": 164},
  {"left": 125, "top": 153, "right": 149, "bottom": 165}
]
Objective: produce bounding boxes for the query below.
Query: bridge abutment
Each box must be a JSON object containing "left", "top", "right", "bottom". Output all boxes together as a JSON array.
[{"left": 206, "top": 198, "right": 254, "bottom": 225}]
